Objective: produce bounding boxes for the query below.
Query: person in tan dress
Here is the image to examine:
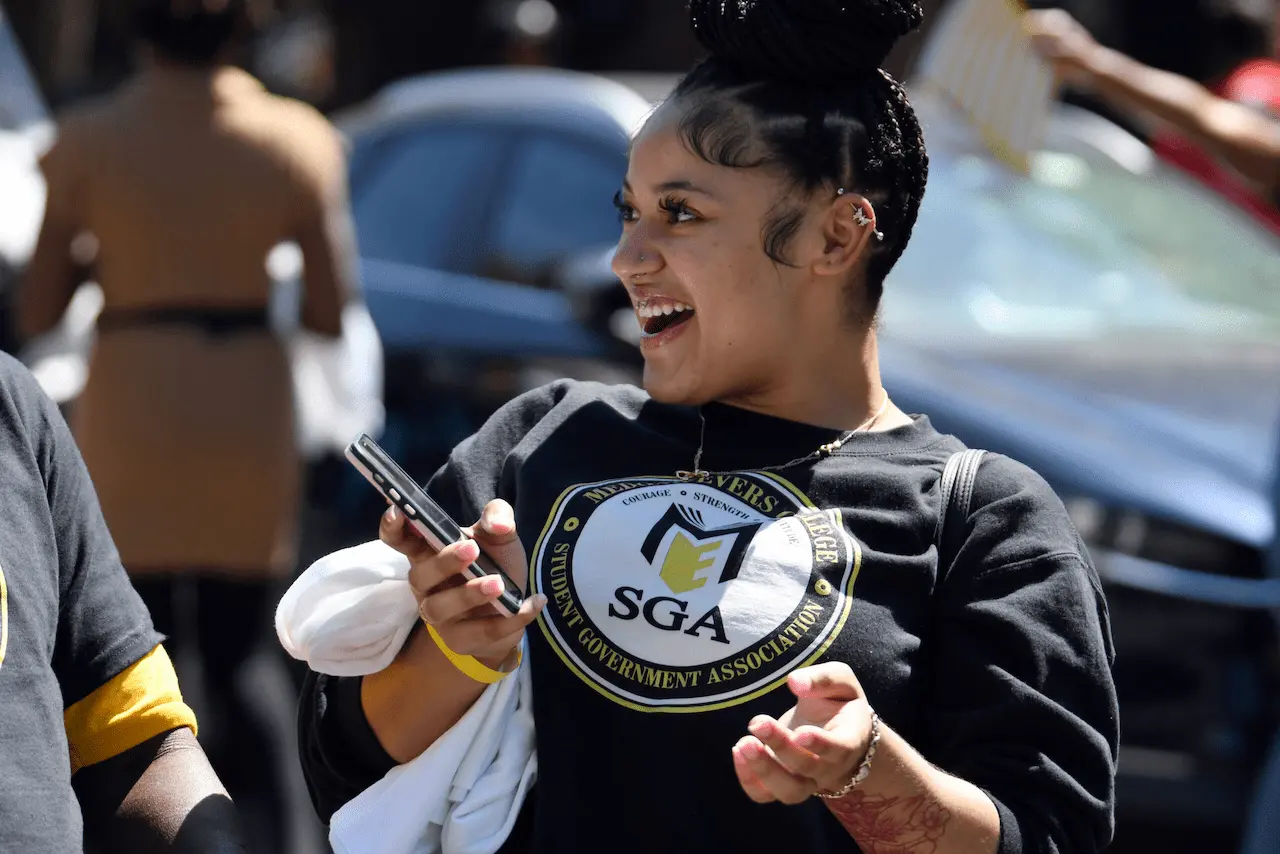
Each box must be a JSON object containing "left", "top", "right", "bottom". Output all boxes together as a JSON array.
[{"left": 17, "top": 1, "right": 357, "bottom": 850}]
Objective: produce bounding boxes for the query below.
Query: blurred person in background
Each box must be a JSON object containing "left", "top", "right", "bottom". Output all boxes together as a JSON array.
[
  {"left": 16, "top": 0, "right": 358, "bottom": 850},
  {"left": 297, "top": 1, "right": 1119, "bottom": 852},
  {"left": 1025, "top": 4, "right": 1280, "bottom": 232},
  {"left": 483, "top": 0, "right": 564, "bottom": 67}
]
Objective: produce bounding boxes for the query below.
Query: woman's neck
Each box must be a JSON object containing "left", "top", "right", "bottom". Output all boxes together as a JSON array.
[{"left": 716, "top": 327, "right": 894, "bottom": 432}]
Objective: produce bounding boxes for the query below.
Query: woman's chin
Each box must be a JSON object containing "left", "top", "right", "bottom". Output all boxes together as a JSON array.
[{"left": 641, "top": 367, "right": 700, "bottom": 405}]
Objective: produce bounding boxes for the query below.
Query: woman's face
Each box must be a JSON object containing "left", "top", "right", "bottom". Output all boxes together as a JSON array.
[{"left": 612, "top": 105, "right": 865, "bottom": 407}]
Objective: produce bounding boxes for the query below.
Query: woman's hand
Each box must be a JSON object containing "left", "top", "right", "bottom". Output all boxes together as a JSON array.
[
  {"left": 379, "top": 498, "right": 546, "bottom": 670},
  {"left": 1024, "top": 9, "right": 1103, "bottom": 90},
  {"left": 731, "top": 662, "right": 874, "bottom": 804}
]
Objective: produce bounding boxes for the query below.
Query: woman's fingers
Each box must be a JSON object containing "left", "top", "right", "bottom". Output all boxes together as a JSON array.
[
  {"left": 431, "top": 592, "right": 548, "bottom": 657},
  {"left": 419, "top": 574, "right": 509, "bottom": 625},
  {"left": 407, "top": 537, "right": 481, "bottom": 599},
  {"left": 466, "top": 499, "right": 530, "bottom": 590},
  {"left": 750, "top": 717, "right": 859, "bottom": 793},
  {"left": 378, "top": 497, "right": 543, "bottom": 658},
  {"left": 379, "top": 504, "right": 432, "bottom": 559},
  {"left": 732, "top": 737, "right": 813, "bottom": 805},
  {"left": 731, "top": 738, "right": 778, "bottom": 804}
]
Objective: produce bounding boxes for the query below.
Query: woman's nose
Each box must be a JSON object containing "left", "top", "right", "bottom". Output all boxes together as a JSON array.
[{"left": 612, "top": 229, "right": 662, "bottom": 282}]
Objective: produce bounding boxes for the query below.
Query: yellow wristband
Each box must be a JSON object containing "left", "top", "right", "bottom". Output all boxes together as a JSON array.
[{"left": 425, "top": 624, "right": 521, "bottom": 684}]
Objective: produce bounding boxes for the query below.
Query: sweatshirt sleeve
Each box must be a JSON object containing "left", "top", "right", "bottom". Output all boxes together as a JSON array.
[
  {"left": 297, "top": 380, "right": 573, "bottom": 823},
  {"left": 920, "top": 455, "right": 1120, "bottom": 854}
]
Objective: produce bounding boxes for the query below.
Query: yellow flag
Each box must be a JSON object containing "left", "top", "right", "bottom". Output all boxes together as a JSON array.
[{"left": 912, "top": 0, "right": 1057, "bottom": 173}]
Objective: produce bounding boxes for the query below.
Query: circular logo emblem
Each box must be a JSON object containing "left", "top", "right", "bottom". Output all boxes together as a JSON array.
[{"left": 531, "top": 473, "right": 861, "bottom": 712}]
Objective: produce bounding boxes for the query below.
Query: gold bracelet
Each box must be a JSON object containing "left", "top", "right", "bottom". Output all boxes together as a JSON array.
[{"left": 425, "top": 624, "right": 521, "bottom": 684}]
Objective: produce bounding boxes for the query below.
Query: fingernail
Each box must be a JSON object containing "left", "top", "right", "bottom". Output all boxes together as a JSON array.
[
  {"left": 483, "top": 503, "right": 512, "bottom": 533},
  {"left": 457, "top": 540, "right": 479, "bottom": 561},
  {"left": 740, "top": 741, "right": 761, "bottom": 760},
  {"left": 482, "top": 577, "right": 503, "bottom": 596},
  {"left": 385, "top": 505, "right": 399, "bottom": 523},
  {"left": 533, "top": 593, "right": 549, "bottom": 609},
  {"left": 748, "top": 717, "right": 770, "bottom": 736},
  {"left": 790, "top": 673, "right": 811, "bottom": 691}
]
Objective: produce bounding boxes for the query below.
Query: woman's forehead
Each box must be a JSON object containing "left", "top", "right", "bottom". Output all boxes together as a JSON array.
[{"left": 627, "top": 104, "right": 777, "bottom": 196}]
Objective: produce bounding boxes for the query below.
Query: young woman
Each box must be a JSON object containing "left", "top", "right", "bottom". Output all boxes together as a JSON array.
[
  {"left": 19, "top": 1, "right": 356, "bottom": 850},
  {"left": 298, "top": 1, "right": 1118, "bottom": 852}
]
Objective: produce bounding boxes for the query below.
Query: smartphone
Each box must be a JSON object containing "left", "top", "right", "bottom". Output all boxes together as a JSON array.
[{"left": 345, "top": 433, "right": 524, "bottom": 616}]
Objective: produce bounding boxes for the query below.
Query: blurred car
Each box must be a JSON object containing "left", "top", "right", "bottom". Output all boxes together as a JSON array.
[
  {"left": 887, "top": 93, "right": 1280, "bottom": 847},
  {"left": 296, "top": 66, "right": 651, "bottom": 554}
]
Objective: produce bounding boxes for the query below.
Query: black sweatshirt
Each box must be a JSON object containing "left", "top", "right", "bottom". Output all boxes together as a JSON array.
[{"left": 298, "top": 380, "right": 1119, "bottom": 854}]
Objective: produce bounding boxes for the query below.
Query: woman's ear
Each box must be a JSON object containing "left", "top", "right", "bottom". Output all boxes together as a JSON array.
[{"left": 813, "top": 189, "right": 881, "bottom": 279}]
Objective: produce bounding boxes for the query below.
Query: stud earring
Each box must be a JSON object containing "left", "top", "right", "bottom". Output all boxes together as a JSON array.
[{"left": 836, "top": 188, "right": 884, "bottom": 241}]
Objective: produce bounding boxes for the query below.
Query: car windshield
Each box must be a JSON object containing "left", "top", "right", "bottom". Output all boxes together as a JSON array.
[
  {"left": 346, "top": 114, "right": 627, "bottom": 279},
  {"left": 0, "top": 9, "right": 49, "bottom": 133},
  {"left": 883, "top": 95, "right": 1280, "bottom": 345}
]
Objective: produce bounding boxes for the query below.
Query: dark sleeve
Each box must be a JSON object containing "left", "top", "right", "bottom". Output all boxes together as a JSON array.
[
  {"left": 298, "top": 667, "right": 399, "bottom": 823},
  {"left": 10, "top": 354, "right": 163, "bottom": 706},
  {"left": 922, "top": 455, "right": 1119, "bottom": 854},
  {"left": 296, "top": 380, "right": 573, "bottom": 823}
]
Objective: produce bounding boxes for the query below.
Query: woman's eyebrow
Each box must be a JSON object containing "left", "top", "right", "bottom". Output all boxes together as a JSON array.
[{"left": 621, "top": 178, "right": 718, "bottom": 197}]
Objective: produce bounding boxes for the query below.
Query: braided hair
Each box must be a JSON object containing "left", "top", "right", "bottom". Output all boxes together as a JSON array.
[{"left": 669, "top": 0, "right": 929, "bottom": 313}]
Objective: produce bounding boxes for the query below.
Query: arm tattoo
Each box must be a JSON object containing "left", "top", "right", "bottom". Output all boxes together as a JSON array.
[{"left": 825, "top": 790, "right": 953, "bottom": 854}]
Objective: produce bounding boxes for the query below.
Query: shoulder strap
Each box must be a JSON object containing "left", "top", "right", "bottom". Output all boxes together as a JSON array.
[{"left": 935, "top": 449, "right": 987, "bottom": 584}]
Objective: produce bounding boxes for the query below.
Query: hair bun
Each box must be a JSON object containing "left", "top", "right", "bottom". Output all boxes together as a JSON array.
[{"left": 688, "top": 0, "right": 923, "bottom": 84}]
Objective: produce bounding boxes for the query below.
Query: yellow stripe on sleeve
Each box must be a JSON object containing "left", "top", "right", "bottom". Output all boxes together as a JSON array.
[{"left": 64, "top": 644, "right": 198, "bottom": 775}]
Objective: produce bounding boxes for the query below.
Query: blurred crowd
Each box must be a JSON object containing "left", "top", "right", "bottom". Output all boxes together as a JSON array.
[
  {"left": 1, "top": 0, "right": 1278, "bottom": 853},
  {"left": 8, "top": 0, "right": 1278, "bottom": 112}
]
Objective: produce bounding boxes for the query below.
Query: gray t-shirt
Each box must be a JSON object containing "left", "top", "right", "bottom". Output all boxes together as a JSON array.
[{"left": 0, "top": 351, "right": 162, "bottom": 851}]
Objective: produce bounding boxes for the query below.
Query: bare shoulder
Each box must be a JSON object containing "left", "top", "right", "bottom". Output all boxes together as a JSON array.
[
  {"left": 260, "top": 94, "right": 346, "bottom": 173},
  {"left": 43, "top": 88, "right": 123, "bottom": 157}
]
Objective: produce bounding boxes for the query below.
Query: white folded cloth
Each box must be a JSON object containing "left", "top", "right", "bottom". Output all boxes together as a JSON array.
[{"left": 275, "top": 539, "right": 536, "bottom": 854}]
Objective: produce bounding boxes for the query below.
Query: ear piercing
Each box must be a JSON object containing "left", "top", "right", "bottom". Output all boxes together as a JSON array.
[{"left": 836, "top": 188, "right": 884, "bottom": 241}]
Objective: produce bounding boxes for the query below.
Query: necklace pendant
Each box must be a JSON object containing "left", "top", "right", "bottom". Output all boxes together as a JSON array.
[{"left": 676, "top": 469, "right": 710, "bottom": 482}]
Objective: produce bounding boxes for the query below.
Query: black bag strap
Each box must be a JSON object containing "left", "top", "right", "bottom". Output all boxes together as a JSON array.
[{"left": 935, "top": 449, "right": 987, "bottom": 584}]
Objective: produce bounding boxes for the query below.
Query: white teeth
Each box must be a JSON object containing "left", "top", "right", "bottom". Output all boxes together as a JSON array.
[{"left": 636, "top": 300, "right": 695, "bottom": 319}]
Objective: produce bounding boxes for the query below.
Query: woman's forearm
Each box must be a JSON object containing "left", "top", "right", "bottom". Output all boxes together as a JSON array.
[
  {"left": 1084, "top": 47, "right": 1280, "bottom": 190},
  {"left": 824, "top": 722, "right": 999, "bottom": 854},
  {"left": 76, "top": 728, "right": 247, "bottom": 853},
  {"left": 359, "top": 625, "right": 499, "bottom": 763}
]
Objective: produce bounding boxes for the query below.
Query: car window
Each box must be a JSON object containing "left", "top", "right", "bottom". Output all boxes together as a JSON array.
[
  {"left": 484, "top": 132, "right": 626, "bottom": 279},
  {"left": 883, "top": 99, "right": 1280, "bottom": 345},
  {"left": 0, "top": 9, "right": 49, "bottom": 133},
  {"left": 348, "top": 122, "right": 511, "bottom": 272}
]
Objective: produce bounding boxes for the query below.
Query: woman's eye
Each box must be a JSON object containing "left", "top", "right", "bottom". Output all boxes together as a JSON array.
[
  {"left": 658, "top": 196, "right": 699, "bottom": 225},
  {"left": 612, "top": 191, "right": 637, "bottom": 223}
]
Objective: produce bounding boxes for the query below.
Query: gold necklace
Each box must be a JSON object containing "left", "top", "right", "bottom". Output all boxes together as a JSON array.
[{"left": 675, "top": 396, "right": 892, "bottom": 482}]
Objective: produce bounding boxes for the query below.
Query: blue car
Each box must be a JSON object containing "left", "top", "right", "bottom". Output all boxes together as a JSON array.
[{"left": 329, "top": 66, "right": 1280, "bottom": 849}]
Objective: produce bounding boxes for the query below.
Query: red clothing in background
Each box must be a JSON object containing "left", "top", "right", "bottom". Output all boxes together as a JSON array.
[{"left": 1151, "top": 59, "right": 1280, "bottom": 235}]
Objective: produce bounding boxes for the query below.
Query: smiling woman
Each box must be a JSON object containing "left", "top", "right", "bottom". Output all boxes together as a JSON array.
[{"left": 293, "top": 2, "right": 1120, "bottom": 854}]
